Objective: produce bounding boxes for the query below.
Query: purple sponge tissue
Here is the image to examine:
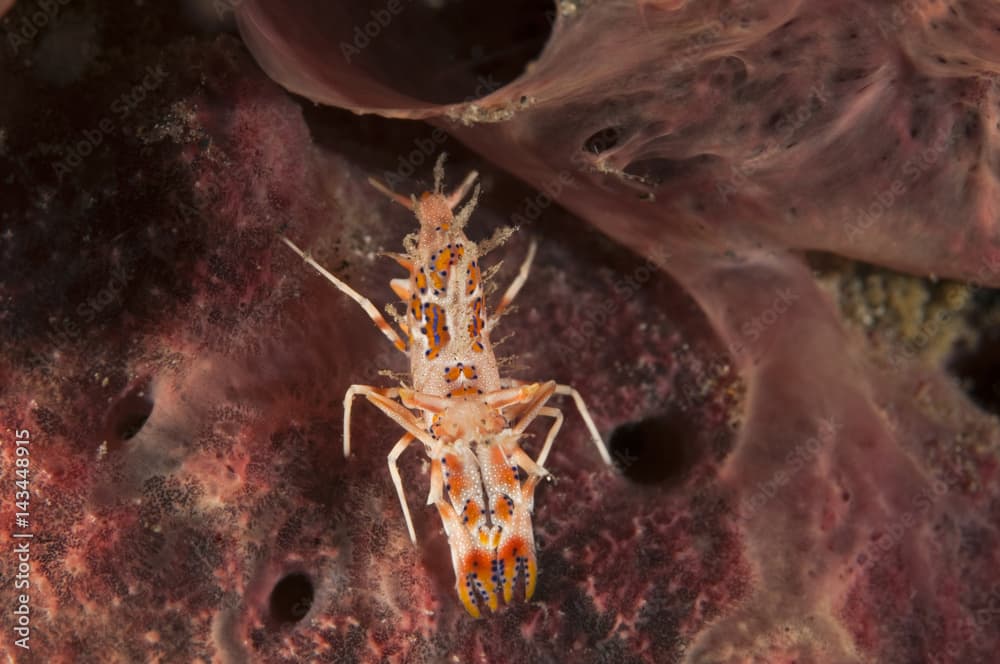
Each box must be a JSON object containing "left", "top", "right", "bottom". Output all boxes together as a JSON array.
[{"left": 1, "top": 1, "right": 1000, "bottom": 662}]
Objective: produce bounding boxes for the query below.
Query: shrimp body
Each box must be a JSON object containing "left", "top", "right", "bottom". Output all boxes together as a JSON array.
[
  {"left": 282, "top": 154, "right": 612, "bottom": 617},
  {"left": 392, "top": 182, "right": 537, "bottom": 615},
  {"left": 400, "top": 190, "right": 498, "bottom": 398}
]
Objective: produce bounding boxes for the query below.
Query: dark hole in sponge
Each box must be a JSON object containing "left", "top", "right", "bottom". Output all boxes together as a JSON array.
[
  {"left": 105, "top": 378, "right": 154, "bottom": 449},
  {"left": 583, "top": 126, "right": 622, "bottom": 154},
  {"left": 949, "top": 326, "right": 1000, "bottom": 415},
  {"left": 608, "top": 410, "right": 701, "bottom": 485},
  {"left": 269, "top": 572, "right": 314, "bottom": 625},
  {"left": 324, "top": 0, "right": 552, "bottom": 104},
  {"left": 117, "top": 401, "right": 151, "bottom": 441}
]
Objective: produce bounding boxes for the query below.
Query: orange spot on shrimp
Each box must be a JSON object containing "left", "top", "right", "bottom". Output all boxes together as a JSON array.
[
  {"left": 468, "top": 296, "right": 485, "bottom": 352},
  {"left": 444, "top": 362, "right": 478, "bottom": 383},
  {"left": 497, "top": 536, "right": 535, "bottom": 603},
  {"left": 429, "top": 268, "right": 447, "bottom": 294},
  {"left": 447, "top": 472, "right": 465, "bottom": 498},
  {"left": 466, "top": 260, "right": 480, "bottom": 296},
  {"left": 492, "top": 493, "right": 515, "bottom": 524},
  {"left": 422, "top": 302, "right": 450, "bottom": 360},
  {"left": 480, "top": 445, "right": 521, "bottom": 490},
  {"left": 448, "top": 385, "right": 483, "bottom": 398},
  {"left": 463, "top": 499, "right": 482, "bottom": 527},
  {"left": 461, "top": 549, "right": 498, "bottom": 615},
  {"left": 434, "top": 247, "right": 453, "bottom": 273},
  {"left": 429, "top": 245, "right": 460, "bottom": 292},
  {"left": 457, "top": 578, "right": 481, "bottom": 618},
  {"left": 441, "top": 452, "right": 463, "bottom": 490},
  {"left": 484, "top": 444, "right": 519, "bottom": 490},
  {"left": 414, "top": 268, "right": 428, "bottom": 295}
]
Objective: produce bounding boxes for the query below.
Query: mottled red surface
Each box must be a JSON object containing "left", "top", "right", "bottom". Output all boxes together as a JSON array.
[{"left": 1, "top": 0, "right": 999, "bottom": 662}]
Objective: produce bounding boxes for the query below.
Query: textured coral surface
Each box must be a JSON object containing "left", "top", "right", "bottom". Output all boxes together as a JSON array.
[{"left": 2, "top": 0, "right": 1000, "bottom": 663}]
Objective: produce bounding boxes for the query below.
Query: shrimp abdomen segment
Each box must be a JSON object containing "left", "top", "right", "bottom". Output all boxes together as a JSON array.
[
  {"left": 432, "top": 448, "right": 499, "bottom": 617},
  {"left": 477, "top": 440, "right": 539, "bottom": 602}
]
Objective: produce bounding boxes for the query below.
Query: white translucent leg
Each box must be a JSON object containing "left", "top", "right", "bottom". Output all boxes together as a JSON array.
[
  {"left": 282, "top": 236, "right": 407, "bottom": 353},
  {"left": 343, "top": 385, "right": 438, "bottom": 458},
  {"left": 533, "top": 406, "right": 564, "bottom": 468},
  {"left": 447, "top": 170, "right": 480, "bottom": 209},
  {"left": 388, "top": 433, "right": 418, "bottom": 544},
  {"left": 367, "top": 177, "right": 415, "bottom": 209},
  {"left": 555, "top": 384, "right": 611, "bottom": 465},
  {"left": 492, "top": 240, "right": 538, "bottom": 323}
]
